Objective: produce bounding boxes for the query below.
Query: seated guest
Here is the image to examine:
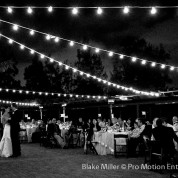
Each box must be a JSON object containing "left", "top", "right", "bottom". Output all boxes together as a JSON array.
[
  {"left": 31, "top": 119, "right": 38, "bottom": 127},
  {"left": 141, "top": 120, "right": 152, "bottom": 139},
  {"left": 97, "top": 118, "right": 105, "bottom": 128},
  {"left": 107, "top": 119, "right": 112, "bottom": 126},
  {"left": 128, "top": 118, "right": 146, "bottom": 156},
  {"left": 172, "top": 116, "right": 178, "bottom": 132},
  {"left": 152, "top": 118, "right": 178, "bottom": 159},
  {"left": 125, "top": 118, "right": 133, "bottom": 131},
  {"left": 47, "top": 118, "right": 65, "bottom": 148},
  {"left": 111, "top": 117, "right": 119, "bottom": 129},
  {"left": 128, "top": 122, "right": 140, "bottom": 138},
  {"left": 77, "top": 117, "right": 85, "bottom": 130},
  {"left": 118, "top": 118, "right": 124, "bottom": 129}
]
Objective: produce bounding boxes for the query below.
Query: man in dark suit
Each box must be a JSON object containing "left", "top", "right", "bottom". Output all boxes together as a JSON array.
[
  {"left": 152, "top": 118, "right": 178, "bottom": 158},
  {"left": 11, "top": 103, "right": 21, "bottom": 157}
]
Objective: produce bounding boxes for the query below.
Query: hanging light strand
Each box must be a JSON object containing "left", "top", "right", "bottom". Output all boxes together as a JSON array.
[
  {"left": 0, "top": 33, "right": 160, "bottom": 97},
  {"left": 0, "top": 87, "right": 108, "bottom": 100},
  {"left": 0, "top": 18, "right": 176, "bottom": 72},
  {"left": 0, "top": 99, "right": 39, "bottom": 106}
]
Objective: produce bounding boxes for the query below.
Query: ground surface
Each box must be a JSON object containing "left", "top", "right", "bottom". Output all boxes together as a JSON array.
[{"left": 0, "top": 144, "right": 170, "bottom": 178}]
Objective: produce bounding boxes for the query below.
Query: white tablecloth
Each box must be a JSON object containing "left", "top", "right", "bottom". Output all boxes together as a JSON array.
[{"left": 93, "top": 131, "right": 128, "bottom": 155}]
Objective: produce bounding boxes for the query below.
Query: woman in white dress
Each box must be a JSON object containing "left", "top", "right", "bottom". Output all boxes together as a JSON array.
[{"left": 0, "top": 107, "right": 13, "bottom": 157}]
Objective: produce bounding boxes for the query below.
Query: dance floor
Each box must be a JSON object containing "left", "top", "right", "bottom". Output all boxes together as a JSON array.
[{"left": 0, "top": 144, "right": 168, "bottom": 178}]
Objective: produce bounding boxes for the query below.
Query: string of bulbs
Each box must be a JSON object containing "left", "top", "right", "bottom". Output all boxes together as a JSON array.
[
  {"left": 0, "top": 33, "right": 160, "bottom": 97},
  {"left": 0, "top": 18, "right": 176, "bottom": 72},
  {"left": 1, "top": 6, "right": 177, "bottom": 15},
  {"left": 0, "top": 99, "right": 38, "bottom": 106},
  {"left": 0, "top": 87, "right": 107, "bottom": 100}
]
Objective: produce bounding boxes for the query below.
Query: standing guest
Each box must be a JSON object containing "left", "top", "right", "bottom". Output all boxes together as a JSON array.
[
  {"left": 172, "top": 116, "right": 178, "bottom": 132},
  {"left": 10, "top": 103, "right": 22, "bottom": 157},
  {"left": 152, "top": 118, "right": 178, "bottom": 159},
  {"left": 46, "top": 119, "right": 52, "bottom": 131}
]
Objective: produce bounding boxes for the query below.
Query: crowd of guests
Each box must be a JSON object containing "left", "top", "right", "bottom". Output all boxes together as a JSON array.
[{"left": 2, "top": 115, "right": 178, "bottom": 161}]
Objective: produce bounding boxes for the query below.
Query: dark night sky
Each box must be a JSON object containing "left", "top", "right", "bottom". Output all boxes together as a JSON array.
[{"left": 0, "top": 0, "right": 178, "bottom": 87}]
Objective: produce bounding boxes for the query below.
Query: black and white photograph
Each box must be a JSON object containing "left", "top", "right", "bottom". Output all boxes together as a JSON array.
[{"left": 1, "top": 0, "right": 178, "bottom": 177}]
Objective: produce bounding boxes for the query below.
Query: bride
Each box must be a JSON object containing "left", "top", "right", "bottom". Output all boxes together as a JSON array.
[{"left": 0, "top": 107, "right": 13, "bottom": 157}]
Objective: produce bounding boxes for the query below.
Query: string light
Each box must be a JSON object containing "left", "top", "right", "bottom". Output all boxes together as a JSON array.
[
  {"left": 97, "top": 7, "right": 103, "bottom": 15},
  {"left": 109, "top": 51, "right": 113, "bottom": 57},
  {"left": 161, "top": 64, "right": 166, "bottom": 69},
  {"left": 20, "top": 44, "right": 25, "bottom": 50},
  {"left": 72, "top": 8, "right": 78, "bottom": 15},
  {"left": 120, "top": 55, "right": 124, "bottom": 59},
  {"left": 54, "top": 37, "right": 60, "bottom": 43},
  {"left": 0, "top": 99, "right": 38, "bottom": 106},
  {"left": 151, "top": 62, "right": 156, "bottom": 67},
  {"left": 150, "top": 7, "right": 157, "bottom": 15},
  {"left": 27, "top": 7, "right": 33, "bottom": 14},
  {"left": 132, "top": 57, "right": 137, "bottom": 62},
  {"left": 170, "top": 66, "right": 175, "bottom": 71},
  {"left": 123, "top": 6, "right": 129, "bottom": 14},
  {"left": 141, "top": 60, "right": 146, "bottom": 65},
  {"left": 48, "top": 6, "right": 53, "bottom": 12},
  {"left": 69, "top": 41, "right": 74, "bottom": 46},
  {"left": 30, "top": 30, "right": 35, "bottom": 35},
  {"left": 83, "top": 45, "right": 88, "bottom": 50},
  {"left": 30, "top": 49, "right": 35, "bottom": 54},
  {"left": 95, "top": 48, "right": 100, "bottom": 53},
  {"left": 46, "top": 35, "right": 51, "bottom": 40},
  {"left": 13, "top": 24, "right": 19, "bottom": 31},
  {"left": 0, "top": 18, "right": 176, "bottom": 73},
  {"left": 7, "top": 7, "right": 13, "bottom": 14},
  {"left": 8, "top": 39, "right": 13, "bottom": 44},
  {"left": 0, "top": 33, "right": 160, "bottom": 97}
]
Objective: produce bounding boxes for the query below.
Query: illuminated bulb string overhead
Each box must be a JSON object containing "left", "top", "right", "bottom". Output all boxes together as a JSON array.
[
  {"left": 0, "top": 33, "right": 160, "bottom": 97},
  {"left": 0, "top": 87, "right": 107, "bottom": 100},
  {"left": 2, "top": 5, "right": 178, "bottom": 16},
  {"left": 0, "top": 99, "right": 38, "bottom": 106},
  {"left": 0, "top": 18, "right": 176, "bottom": 73}
]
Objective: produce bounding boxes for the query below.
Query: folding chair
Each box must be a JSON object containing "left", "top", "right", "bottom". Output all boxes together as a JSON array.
[{"left": 114, "top": 134, "right": 128, "bottom": 158}]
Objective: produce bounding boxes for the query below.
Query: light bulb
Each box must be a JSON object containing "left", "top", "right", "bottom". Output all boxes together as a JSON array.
[
  {"left": 132, "top": 57, "right": 137, "bottom": 62},
  {"left": 13, "top": 24, "right": 19, "bottom": 31},
  {"left": 27, "top": 7, "right": 33, "bottom": 14},
  {"left": 109, "top": 51, "right": 113, "bottom": 57},
  {"left": 30, "top": 50, "right": 35, "bottom": 54},
  {"left": 54, "top": 37, "right": 59, "bottom": 43},
  {"left": 7, "top": 7, "right": 13, "bottom": 14},
  {"left": 69, "top": 41, "right": 74, "bottom": 46},
  {"left": 95, "top": 48, "right": 100, "bottom": 53},
  {"left": 72, "top": 8, "right": 78, "bottom": 15},
  {"left": 97, "top": 7, "right": 103, "bottom": 15},
  {"left": 20, "top": 45, "right": 25, "bottom": 50},
  {"left": 151, "top": 62, "right": 156, "bottom": 67},
  {"left": 120, "top": 55, "right": 124, "bottom": 59},
  {"left": 83, "top": 45, "right": 88, "bottom": 50},
  {"left": 48, "top": 6, "right": 53, "bottom": 12},
  {"left": 123, "top": 6, "right": 129, "bottom": 14},
  {"left": 30, "top": 30, "right": 35, "bottom": 35},
  {"left": 141, "top": 60, "right": 146, "bottom": 65},
  {"left": 150, "top": 7, "right": 157, "bottom": 15}
]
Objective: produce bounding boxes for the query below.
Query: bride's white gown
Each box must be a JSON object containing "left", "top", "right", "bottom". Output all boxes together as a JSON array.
[{"left": 0, "top": 124, "right": 13, "bottom": 157}]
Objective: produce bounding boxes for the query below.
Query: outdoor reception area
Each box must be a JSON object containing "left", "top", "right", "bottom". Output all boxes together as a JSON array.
[{"left": 1, "top": 0, "right": 178, "bottom": 178}]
